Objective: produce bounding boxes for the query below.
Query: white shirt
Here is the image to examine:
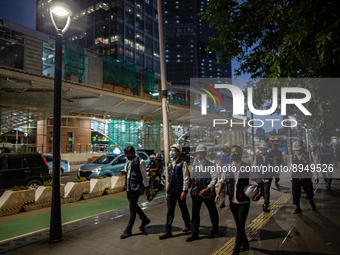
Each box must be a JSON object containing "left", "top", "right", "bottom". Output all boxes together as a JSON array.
[
  {"left": 196, "top": 159, "right": 218, "bottom": 191},
  {"left": 171, "top": 157, "right": 190, "bottom": 191},
  {"left": 124, "top": 155, "right": 149, "bottom": 191}
]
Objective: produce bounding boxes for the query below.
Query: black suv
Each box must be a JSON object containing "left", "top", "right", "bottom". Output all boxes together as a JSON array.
[{"left": 0, "top": 153, "right": 51, "bottom": 191}]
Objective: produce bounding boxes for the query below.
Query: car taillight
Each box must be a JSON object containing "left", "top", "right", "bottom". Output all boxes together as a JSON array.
[
  {"left": 65, "top": 161, "right": 69, "bottom": 165},
  {"left": 42, "top": 155, "right": 48, "bottom": 166}
]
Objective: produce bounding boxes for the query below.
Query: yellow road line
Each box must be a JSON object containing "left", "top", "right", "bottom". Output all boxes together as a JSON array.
[{"left": 213, "top": 190, "right": 292, "bottom": 255}]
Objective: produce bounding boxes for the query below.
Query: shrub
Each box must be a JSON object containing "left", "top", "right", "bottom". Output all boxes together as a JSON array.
[
  {"left": 12, "top": 185, "right": 29, "bottom": 191},
  {"left": 43, "top": 180, "right": 53, "bottom": 186}
]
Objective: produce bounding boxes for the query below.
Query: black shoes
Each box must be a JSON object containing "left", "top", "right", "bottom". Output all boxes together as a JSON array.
[
  {"left": 120, "top": 230, "right": 132, "bottom": 239},
  {"left": 159, "top": 231, "right": 173, "bottom": 240},
  {"left": 240, "top": 242, "right": 250, "bottom": 252},
  {"left": 293, "top": 206, "right": 302, "bottom": 214},
  {"left": 186, "top": 233, "right": 199, "bottom": 242},
  {"left": 262, "top": 204, "right": 270, "bottom": 212},
  {"left": 139, "top": 218, "right": 151, "bottom": 231}
]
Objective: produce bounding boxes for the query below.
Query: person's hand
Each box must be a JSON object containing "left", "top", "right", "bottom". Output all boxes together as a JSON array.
[
  {"left": 145, "top": 187, "right": 150, "bottom": 197},
  {"left": 180, "top": 191, "right": 187, "bottom": 200},
  {"left": 252, "top": 192, "right": 261, "bottom": 201},
  {"left": 199, "top": 188, "right": 209, "bottom": 197},
  {"left": 215, "top": 193, "right": 220, "bottom": 204},
  {"left": 120, "top": 170, "right": 126, "bottom": 175},
  {"left": 290, "top": 178, "right": 293, "bottom": 183},
  {"left": 315, "top": 178, "right": 319, "bottom": 183}
]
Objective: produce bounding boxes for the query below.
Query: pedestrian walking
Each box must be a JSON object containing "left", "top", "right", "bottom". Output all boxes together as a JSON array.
[
  {"left": 290, "top": 141, "right": 318, "bottom": 214},
  {"left": 186, "top": 144, "right": 219, "bottom": 242},
  {"left": 317, "top": 143, "right": 337, "bottom": 190},
  {"left": 252, "top": 143, "right": 276, "bottom": 212},
  {"left": 159, "top": 144, "right": 191, "bottom": 240},
  {"left": 216, "top": 145, "right": 263, "bottom": 255},
  {"left": 216, "top": 143, "right": 232, "bottom": 208},
  {"left": 268, "top": 142, "right": 285, "bottom": 187},
  {"left": 120, "top": 145, "right": 151, "bottom": 239}
]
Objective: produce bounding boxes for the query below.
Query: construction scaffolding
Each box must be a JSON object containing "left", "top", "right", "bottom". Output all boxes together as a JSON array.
[
  {"left": 64, "top": 41, "right": 85, "bottom": 76},
  {"left": 103, "top": 56, "right": 137, "bottom": 88},
  {"left": 108, "top": 119, "right": 139, "bottom": 152}
]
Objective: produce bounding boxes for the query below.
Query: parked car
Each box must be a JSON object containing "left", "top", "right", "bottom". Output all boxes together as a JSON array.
[
  {"left": 0, "top": 153, "right": 51, "bottom": 191},
  {"left": 78, "top": 151, "right": 151, "bottom": 180},
  {"left": 43, "top": 155, "right": 70, "bottom": 175}
]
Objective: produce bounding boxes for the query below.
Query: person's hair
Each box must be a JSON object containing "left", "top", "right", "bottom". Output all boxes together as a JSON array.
[
  {"left": 231, "top": 145, "right": 243, "bottom": 153},
  {"left": 124, "top": 145, "right": 135, "bottom": 154}
]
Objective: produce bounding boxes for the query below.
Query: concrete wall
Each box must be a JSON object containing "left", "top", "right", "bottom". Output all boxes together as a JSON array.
[
  {"left": 87, "top": 54, "right": 103, "bottom": 88},
  {"left": 60, "top": 152, "right": 105, "bottom": 164}
]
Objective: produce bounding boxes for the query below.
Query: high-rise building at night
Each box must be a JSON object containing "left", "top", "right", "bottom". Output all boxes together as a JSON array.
[
  {"left": 36, "top": 0, "right": 160, "bottom": 74},
  {"left": 164, "top": 0, "right": 231, "bottom": 85}
]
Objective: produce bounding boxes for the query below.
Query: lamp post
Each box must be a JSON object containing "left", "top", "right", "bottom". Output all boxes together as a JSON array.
[{"left": 49, "top": 2, "right": 72, "bottom": 242}]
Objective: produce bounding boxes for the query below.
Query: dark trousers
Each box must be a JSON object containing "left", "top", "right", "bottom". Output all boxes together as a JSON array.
[
  {"left": 230, "top": 202, "right": 250, "bottom": 252},
  {"left": 126, "top": 190, "right": 148, "bottom": 232},
  {"left": 191, "top": 196, "right": 219, "bottom": 234},
  {"left": 165, "top": 192, "right": 191, "bottom": 231},
  {"left": 292, "top": 178, "right": 314, "bottom": 207},
  {"left": 263, "top": 179, "right": 272, "bottom": 206}
]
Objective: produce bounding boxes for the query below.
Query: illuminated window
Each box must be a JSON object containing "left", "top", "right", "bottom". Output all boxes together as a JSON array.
[
  {"left": 111, "top": 35, "right": 120, "bottom": 42},
  {"left": 124, "top": 39, "right": 134, "bottom": 48},
  {"left": 87, "top": 6, "right": 94, "bottom": 14},
  {"left": 136, "top": 44, "right": 145, "bottom": 52}
]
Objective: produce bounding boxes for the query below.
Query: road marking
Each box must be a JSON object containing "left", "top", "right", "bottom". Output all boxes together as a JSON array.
[{"left": 213, "top": 190, "right": 292, "bottom": 255}]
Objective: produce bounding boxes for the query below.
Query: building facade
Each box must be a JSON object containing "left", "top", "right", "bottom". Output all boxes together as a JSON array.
[
  {"left": 164, "top": 0, "right": 232, "bottom": 85},
  {"left": 36, "top": 0, "right": 160, "bottom": 74}
]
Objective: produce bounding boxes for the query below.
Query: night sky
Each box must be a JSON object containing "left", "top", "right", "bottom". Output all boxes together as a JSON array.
[{"left": 0, "top": 0, "right": 36, "bottom": 30}]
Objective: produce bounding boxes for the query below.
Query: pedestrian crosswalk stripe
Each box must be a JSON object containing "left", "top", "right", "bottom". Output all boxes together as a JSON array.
[{"left": 213, "top": 190, "right": 292, "bottom": 255}]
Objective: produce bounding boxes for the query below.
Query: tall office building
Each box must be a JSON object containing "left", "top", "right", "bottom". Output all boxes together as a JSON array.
[
  {"left": 164, "top": 0, "right": 232, "bottom": 86},
  {"left": 36, "top": 0, "right": 160, "bottom": 73}
]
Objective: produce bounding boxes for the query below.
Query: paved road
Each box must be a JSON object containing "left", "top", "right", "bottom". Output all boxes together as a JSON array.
[{"left": 60, "top": 164, "right": 83, "bottom": 184}]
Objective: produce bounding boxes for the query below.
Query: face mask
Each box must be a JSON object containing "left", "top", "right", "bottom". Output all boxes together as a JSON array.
[
  {"left": 231, "top": 153, "right": 241, "bottom": 162},
  {"left": 126, "top": 156, "right": 133, "bottom": 160},
  {"left": 294, "top": 150, "right": 302, "bottom": 155},
  {"left": 169, "top": 151, "right": 176, "bottom": 159},
  {"left": 223, "top": 149, "right": 229, "bottom": 153}
]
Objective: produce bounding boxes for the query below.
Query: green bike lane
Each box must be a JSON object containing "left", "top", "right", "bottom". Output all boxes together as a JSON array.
[{"left": 0, "top": 190, "right": 165, "bottom": 242}]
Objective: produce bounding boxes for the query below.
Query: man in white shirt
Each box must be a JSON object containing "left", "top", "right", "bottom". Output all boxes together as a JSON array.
[
  {"left": 120, "top": 145, "right": 150, "bottom": 239},
  {"left": 159, "top": 144, "right": 191, "bottom": 239}
]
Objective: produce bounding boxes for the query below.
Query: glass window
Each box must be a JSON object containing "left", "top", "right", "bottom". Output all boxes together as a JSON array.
[
  {"left": 136, "top": 11, "right": 143, "bottom": 20},
  {"left": 115, "top": 155, "right": 127, "bottom": 164},
  {"left": 93, "top": 155, "right": 116, "bottom": 164},
  {"left": 138, "top": 152, "right": 147, "bottom": 160},
  {"left": 136, "top": 53, "right": 144, "bottom": 66},
  {"left": 7, "top": 157, "right": 23, "bottom": 169}
]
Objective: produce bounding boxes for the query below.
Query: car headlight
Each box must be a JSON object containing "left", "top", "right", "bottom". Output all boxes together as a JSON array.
[{"left": 91, "top": 167, "right": 101, "bottom": 173}]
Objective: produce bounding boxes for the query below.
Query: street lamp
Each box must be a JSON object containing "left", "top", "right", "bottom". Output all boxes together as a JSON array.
[{"left": 49, "top": 2, "right": 72, "bottom": 243}]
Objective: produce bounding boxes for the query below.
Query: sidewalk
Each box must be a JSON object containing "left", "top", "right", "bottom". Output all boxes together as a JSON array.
[{"left": 0, "top": 178, "right": 340, "bottom": 255}]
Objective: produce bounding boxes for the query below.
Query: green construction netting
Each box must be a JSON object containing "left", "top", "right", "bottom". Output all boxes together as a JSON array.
[
  {"left": 144, "top": 116, "right": 160, "bottom": 151},
  {"left": 108, "top": 119, "right": 139, "bottom": 152},
  {"left": 144, "top": 123, "right": 152, "bottom": 150},
  {"left": 64, "top": 41, "right": 85, "bottom": 76},
  {"left": 103, "top": 56, "right": 137, "bottom": 88},
  {"left": 153, "top": 116, "right": 160, "bottom": 151},
  {"left": 143, "top": 69, "right": 155, "bottom": 92}
]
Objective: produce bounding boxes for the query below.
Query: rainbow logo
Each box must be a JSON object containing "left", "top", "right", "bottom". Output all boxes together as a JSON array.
[{"left": 197, "top": 82, "right": 223, "bottom": 107}]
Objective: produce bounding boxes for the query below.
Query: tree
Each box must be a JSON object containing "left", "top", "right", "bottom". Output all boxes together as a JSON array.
[{"left": 200, "top": 0, "right": 340, "bottom": 142}]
